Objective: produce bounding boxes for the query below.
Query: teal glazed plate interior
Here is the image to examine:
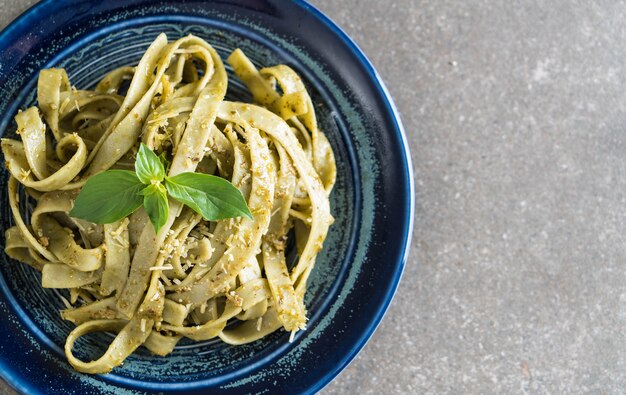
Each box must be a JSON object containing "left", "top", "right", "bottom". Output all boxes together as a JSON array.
[{"left": 0, "top": 1, "right": 413, "bottom": 394}]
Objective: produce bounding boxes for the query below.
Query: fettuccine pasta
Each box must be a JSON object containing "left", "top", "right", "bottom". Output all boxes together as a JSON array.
[{"left": 2, "top": 33, "right": 336, "bottom": 373}]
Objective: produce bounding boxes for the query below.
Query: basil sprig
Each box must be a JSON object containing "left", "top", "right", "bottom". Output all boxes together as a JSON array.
[{"left": 69, "top": 144, "right": 252, "bottom": 232}]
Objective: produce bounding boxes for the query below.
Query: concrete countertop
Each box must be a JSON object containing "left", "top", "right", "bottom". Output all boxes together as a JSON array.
[{"left": 1, "top": 0, "right": 625, "bottom": 393}]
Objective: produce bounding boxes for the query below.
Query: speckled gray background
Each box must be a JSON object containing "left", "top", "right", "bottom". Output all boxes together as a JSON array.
[{"left": 1, "top": 0, "right": 626, "bottom": 394}]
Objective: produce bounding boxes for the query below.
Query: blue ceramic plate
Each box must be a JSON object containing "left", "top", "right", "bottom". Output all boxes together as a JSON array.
[{"left": 0, "top": 1, "right": 413, "bottom": 393}]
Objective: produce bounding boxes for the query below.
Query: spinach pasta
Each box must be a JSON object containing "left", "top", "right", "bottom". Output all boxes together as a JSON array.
[{"left": 1, "top": 33, "right": 336, "bottom": 374}]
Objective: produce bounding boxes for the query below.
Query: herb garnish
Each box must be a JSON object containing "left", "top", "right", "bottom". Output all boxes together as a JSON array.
[{"left": 69, "top": 143, "right": 252, "bottom": 232}]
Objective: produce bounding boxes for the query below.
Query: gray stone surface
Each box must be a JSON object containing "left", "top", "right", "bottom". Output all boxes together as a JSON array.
[{"left": 1, "top": 0, "right": 626, "bottom": 393}]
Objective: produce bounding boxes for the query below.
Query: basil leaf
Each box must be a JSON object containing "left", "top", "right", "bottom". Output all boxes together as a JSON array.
[
  {"left": 135, "top": 143, "right": 164, "bottom": 184},
  {"left": 140, "top": 183, "right": 169, "bottom": 233},
  {"left": 165, "top": 172, "right": 252, "bottom": 221},
  {"left": 69, "top": 170, "right": 144, "bottom": 224},
  {"left": 158, "top": 152, "right": 171, "bottom": 174}
]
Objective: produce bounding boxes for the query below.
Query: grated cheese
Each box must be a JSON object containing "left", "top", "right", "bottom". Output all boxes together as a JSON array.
[{"left": 149, "top": 264, "right": 174, "bottom": 271}]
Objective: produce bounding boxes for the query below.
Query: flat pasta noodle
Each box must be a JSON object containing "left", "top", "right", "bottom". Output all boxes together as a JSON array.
[{"left": 1, "top": 33, "right": 336, "bottom": 374}]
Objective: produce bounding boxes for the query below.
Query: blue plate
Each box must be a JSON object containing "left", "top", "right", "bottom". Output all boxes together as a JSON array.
[{"left": 0, "top": 1, "right": 413, "bottom": 393}]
